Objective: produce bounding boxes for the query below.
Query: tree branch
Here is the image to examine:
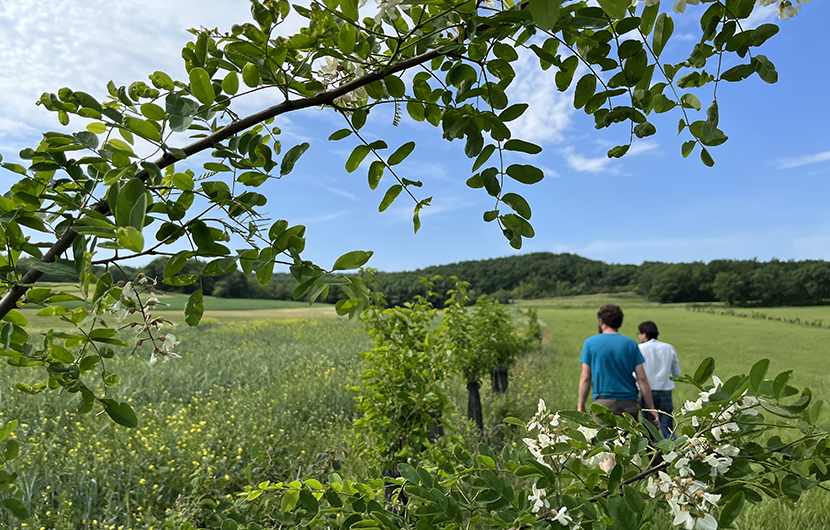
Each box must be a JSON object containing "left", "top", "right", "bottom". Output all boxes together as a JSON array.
[{"left": 0, "top": 44, "right": 451, "bottom": 319}]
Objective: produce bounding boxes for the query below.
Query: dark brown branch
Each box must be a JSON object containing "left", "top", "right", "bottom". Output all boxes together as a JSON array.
[{"left": 0, "top": 45, "right": 450, "bottom": 319}]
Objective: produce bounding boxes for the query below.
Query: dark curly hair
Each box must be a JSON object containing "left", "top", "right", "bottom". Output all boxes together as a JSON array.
[
  {"left": 597, "top": 304, "right": 624, "bottom": 331},
  {"left": 638, "top": 321, "right": 659, "bottom": 341}
]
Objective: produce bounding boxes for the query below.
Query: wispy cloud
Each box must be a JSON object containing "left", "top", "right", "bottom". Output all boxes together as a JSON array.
[
  {"left": 777, "top": 150, "right": 830, "bottom": 170},
  {"left": 557, "top": 141, "right": 658, "bottom": 174},
  {"left": 506, "top": 51, "right": 574, "bottom": 145}
]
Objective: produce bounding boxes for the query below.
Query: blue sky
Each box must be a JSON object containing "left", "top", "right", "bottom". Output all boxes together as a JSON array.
[{"left": 1, "top": 1, "right": 827, "bottom": 273}]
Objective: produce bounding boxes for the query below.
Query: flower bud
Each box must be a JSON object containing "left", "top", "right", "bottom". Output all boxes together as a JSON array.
[
  {"left": 136, "top": 339, "right": 143, "bottom": 346},
  {"left": 138, "top": 273, "right": 145, "bottom": 279},
  {"left": 129, "top": 308, "right": 136, "bottom": 314},
  {"left": 117, "top": 281, "right": 126, "bottom": 287}
]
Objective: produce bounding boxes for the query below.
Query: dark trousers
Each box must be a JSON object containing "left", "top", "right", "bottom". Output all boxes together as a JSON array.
[{"left": 641, "top": 390, "right": 674, "bottom": 439}]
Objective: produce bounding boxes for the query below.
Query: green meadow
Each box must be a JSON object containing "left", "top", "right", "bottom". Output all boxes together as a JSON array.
[{"left": 1, "top": 294, "right": 830, "bottom": 529}]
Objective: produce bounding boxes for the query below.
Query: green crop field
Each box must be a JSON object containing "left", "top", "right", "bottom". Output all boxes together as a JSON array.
[{"left": 2, "top": 295, "right": 830, "bottom": 529}]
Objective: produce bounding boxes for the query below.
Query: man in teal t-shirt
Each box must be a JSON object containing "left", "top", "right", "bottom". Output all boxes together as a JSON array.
[{"left": 577, "top": 304, "right": 659, "bottom": 427}]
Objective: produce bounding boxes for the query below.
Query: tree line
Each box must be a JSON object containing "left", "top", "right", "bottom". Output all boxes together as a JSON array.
[{"left": 18, "top": 252, "right": 830, "bottom": 307}]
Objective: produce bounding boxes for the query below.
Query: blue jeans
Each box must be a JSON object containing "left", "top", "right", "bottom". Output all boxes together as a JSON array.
[{"left": 641, "top": 390, "right": 674, "bottom": 439}]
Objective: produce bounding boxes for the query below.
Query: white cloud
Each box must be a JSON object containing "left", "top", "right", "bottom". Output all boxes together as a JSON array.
[
  {"left": 743, "top": 4, "right": 778, "bottom": 29},
  {"left": 776, "top": 150, "right": 830, "bottom": 170},
  {"left": 506, "top": 52, "right": 575, "bottom": 145},
  {"left": 557, "top": 139, "right": 659, "bottom": 174},
  {"left": 558, "top": 146, "right": 613, "bottom": 174}
]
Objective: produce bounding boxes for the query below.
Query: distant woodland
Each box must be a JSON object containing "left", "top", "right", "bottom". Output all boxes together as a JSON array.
[{"left": 18, "top": 252, "right": 830, "bottom": 307}]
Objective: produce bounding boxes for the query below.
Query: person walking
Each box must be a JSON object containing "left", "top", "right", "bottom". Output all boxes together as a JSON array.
[
  {"left": 577, "top": 304, "right": 659, "bottom": 428},
  {"left": 637, "top": 321, "right": 681, "bottom": 439}
]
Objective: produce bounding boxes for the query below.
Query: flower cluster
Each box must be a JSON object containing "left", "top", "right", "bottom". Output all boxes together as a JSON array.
[
  {"left": 646, "top": 471, "right": 720, "bottom": 530},
  {"left": 317, "top": 57, "right": 368, "bottom": 108},
  {"left": 682, "top": 376, "right": 760, "bottom": 439},
  {"left": 109, "top": 274, "right": 180, "bottom": 366}
]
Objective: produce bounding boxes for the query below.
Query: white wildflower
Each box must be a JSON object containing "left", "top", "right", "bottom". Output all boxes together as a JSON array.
[
  {"left": 375, "top": 0, "right": 402, "bottom": 24},
  {"left": 673, "top": 508, "right": 695, "bottom": 530},
  {"left": 703, "top": 454, "right": 732, "bottom": 476},
  {"left": 684, "top": 399, "right": 704, "bottom": 413},
  {"left": 551, "top": 506, "right": 573, "bottom": 526},
  {"left": 673, "top": 0, "right": 700, "bottom": 14},
  {"left": 695, "top": 513, "right": 718, "bottom": 530},
  {"left": 577, "top": 425, "right": 599, "bottom": 441},
  {"left": 716, "top": 444, "right": 740, "bottom": 458},
  {"left": 528, "top": 483, "right": 549, "bottom": 513},
  {"left": 778, "top": 0, "right": 800, "bottom": 19}
]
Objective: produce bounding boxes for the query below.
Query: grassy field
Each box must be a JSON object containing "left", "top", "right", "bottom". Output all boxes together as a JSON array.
[
  {"left": 515, "top": 294, "right": 830, "bottom": 530},
  {"left": 1, "top": 294, "right": 830, "bottom": 529}
]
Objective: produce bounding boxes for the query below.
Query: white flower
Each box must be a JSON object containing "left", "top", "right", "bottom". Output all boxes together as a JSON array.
[
  {"left": 703, "top": 454, "right": 732, "bottom": 476},
  {"left": 549, "top": 412, "right": 561, "bottom": 427},
  {"left": 711, "top": 422, "right": 739, "bottom": 441},
  {"left": 695, "top": 513, "right": 718, "bottom": 530},
  {"left": 699, "top": 376, "right": 723, "bottom": 401},
  {"left": 702, "top": 492, "right": 722, "bottom": 507},
  {"left": 778, "top": 0, "right": 800, "bottom": 19},
  {"left": 673, "top": 0, "right": 700, "bottom": 14},
  {"left": 684, "top": 399, "right": 704, "bottom": 413},
  {"left": 577, "top": 425, "right": 599, "bottom": 441},
  {"left": 528, "top": 483, "right": 549, "bottom": 513},
  {"left": 716, "top": 444, "right": 740, "bottom": 458},
  {"left": 149, "top": 352, "right": 159, "bottom": 366},
  {"left": 111, "top": 300, "right": 129, "bottom": 322},
  {"left": 482, "top": 0, "right": 499, "bottom": 8},
  {"left": 537, "top": 399, "right": 547, "bottom": 414},
  {"left": 374, "top": 0, "right": 402, "bottom": 24},
  {"left": 665, "top": 451, "right": 678, "bottom": 463},
  {"left": 673, "top": 509, "right": 695, "bottom": 530},
  {"left": 674, "top": 457, "right": 693, "bottom": 477},
  {"left": 161, "top": 334, "right": 179, "bottom": 353},
  {"left": 320, "top": 57, "right": 340, "bottom": 82},
  {"left": 551, "top": 506, "right": 573, "bottom": 526},
  {"left": 632, "top": 0, "right": 660, "bottom": 5}
]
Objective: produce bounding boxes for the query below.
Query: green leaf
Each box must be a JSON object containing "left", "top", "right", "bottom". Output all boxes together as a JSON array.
[
  {"left": 385, "top": 76, "right": 405, "bottom": 98},
  {"left": 720, "top": 63, "right": 755, "bottom": 82},
  {"left": 2, "top": 498, "right": 29, "bottom": 520},
  {"left": 653, "top": 13, "right": 674, "bottom": 58},
  {"left": 341, "top": 0, "right": 358, "bottom": 20},
  {"left": 719, "top": 491, "right": 745, "bottom": 528},
  {"left": 338, "top": 22, "right": 356, "bottom": 55},
  {"left": 694, "top": 357, "right": 715, "bottom": 384},
  {"left": 681, "top": 140, "right": 696, "bottom": 158},
  {"left": 172, "top": 172, "right": 195, "bottom": 191},
  {"left": 281, "top": 488, "right": 300, "bottom": 512},
  {"left": 123, "top": 117, "right": 161, "bottom": 142},
  {"left": 368, "top": 161, "right": 384, "bottom": 190},
  {"left": 281, "top": 142, "right": 310, "bottom": 176},
  {"left": 100, "top": 399, "right": 138, "bottom": 428},
  {"left": 388, "top": 142, "right": 415, "bottom": 166},
  {"left": 574, "top": 74, "right": 597, "bottom": 109},
  {"left": 634, "top": 122, "right": 656, "bottom": 138},
  {"left": 185, "top": 289, "right": 205, "bottom": 327},
  {"left": 505, "top": 164, "right": 544, "bottom": 184},
  {"left": 329, "top": 129, "right": 352, "bottom": 141},
  {"left": 504, "top": 140, "right": 542, "bottom": 155},
  {"left": 189, "top": 67, "right": 216, "bottom": 105},
  {"left": 752, "top": 54, "right": 778, "bottom": 84},
  {"left": 607, "top": 495, "right": 637, "bottom": 530},
  {"left": 473, "top": 145, "right": 496, "bottom": 172},
  {"left": 223, "top": 71, "right": 240, "bottom": 95},
  {"left": 640, "top": 3, "right": 659, "bottom": 35},
  {"left": 681, "top": 93, "right": 701, "bottom": 111},
  {"left": 501, "top": 193, "right": 531, "bottom": 219},
  {"left": 116, "top": 226, "right": 144, "bottom": 253},
  {"left": 750, "top": 359, "right": 770, "bottom": 391},
  {"left": 0, "top": 420, "right": 18, "bottom": 443},
  {"left": 346, "top": 145, "right": 371, "bottom": 173},
  {"left": 398, "top": 463, "right": 420, "bottom": 484},
  {"left": 2, "top": 310, "right": 28, "bottom": 328},
  {"left": 700, "top": 147, "right": 715, "bottom": 167},
  {"left": 242, "top": 63, "right": 260, "bottom": 88},
  {"left": 528, "top": 0, "right": 561, "bottom": 31},
  {"left": 499, "top": 104, "right": 528, "bottom": 122},
  {"left": 598, "top": 0, "right": 630, "bottom": 20},
  {"left": 333, "top": 250, "right": 373, "bottom": 271},
  {"left": 379, "top": 185, "right": 402, "bottom": 212}
]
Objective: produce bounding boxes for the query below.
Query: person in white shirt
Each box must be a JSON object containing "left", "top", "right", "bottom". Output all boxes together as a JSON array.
[{"left": 637, "top": 321, "right": 681, "bottom": 439}]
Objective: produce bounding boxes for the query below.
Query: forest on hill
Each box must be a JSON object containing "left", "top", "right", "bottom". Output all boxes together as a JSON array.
[{"left": 17, "top": 252, "right": 830, "bottom": 307}]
